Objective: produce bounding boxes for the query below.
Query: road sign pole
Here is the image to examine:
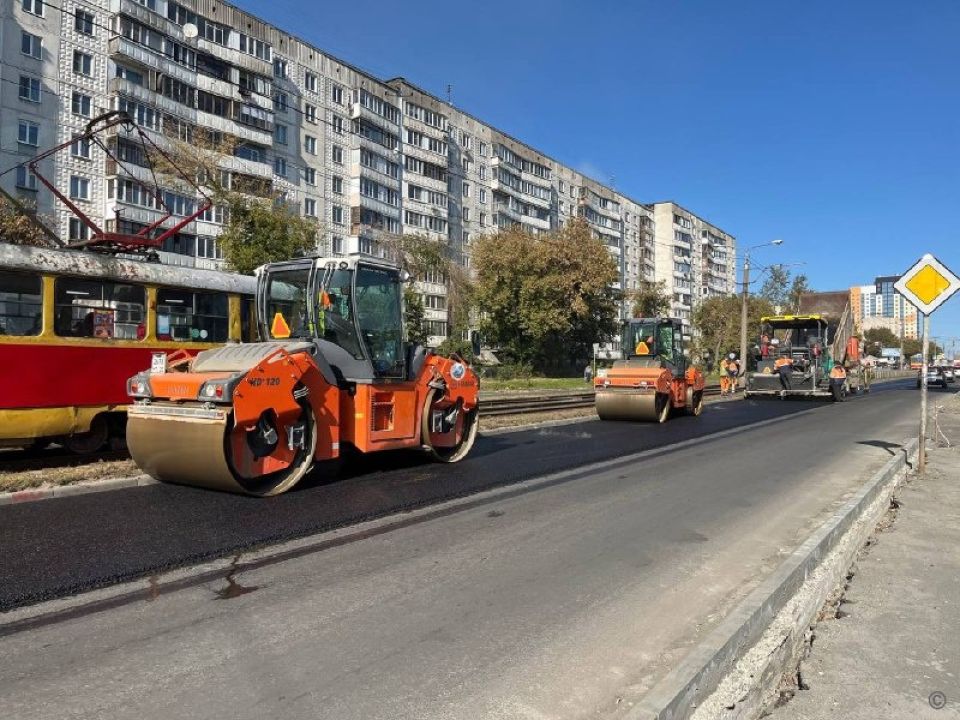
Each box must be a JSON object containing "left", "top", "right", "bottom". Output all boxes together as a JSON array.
[{"left": 919, "top": 314, "right": 930, "bottom": 473}]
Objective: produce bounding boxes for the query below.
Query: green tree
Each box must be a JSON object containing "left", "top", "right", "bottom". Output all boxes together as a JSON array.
[
  {"left": 629, "top": 280, "right": 671, "bottom": 318},
  {"left": 902, "top": 338, "right": 942, "bottom": 359},
  {"left": 0, "top": 193, "right": 58, "bottom": 247},
  {"left": 472, "top": 219, "right": 619, "bottom": 373},
  {"left": 786, "top": 274, "right": 811, "bottom": 313},
  {"left": 692, "top": 294, "right": 775, "bottom": 369},
  {"left": 759, "top": 264, "right": 791, "bottom": 308},
  {"left": 403, "top": 286, "right": 428, "bottom": 346},
  {"left": 217, "top": 197, "right": 318, "bottom": 274},
  {"left": 863, "top": 327, "right": 899, "bottom": 351}
]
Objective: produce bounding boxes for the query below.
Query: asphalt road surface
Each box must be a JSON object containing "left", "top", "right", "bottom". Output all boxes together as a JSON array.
[{"left": 0, "top": 381, "right": 931, "bottom": 719}]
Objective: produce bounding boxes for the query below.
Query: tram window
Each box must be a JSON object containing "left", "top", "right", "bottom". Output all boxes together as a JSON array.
[
  {"left": 54, "top": 278, "right": 145, "bottom": 339},
  {"left": 240, "top": 296, "right": 256, "bottom": 341},
  {"left": 156, "top": 289, "right": 228, "bottom": 342},
  {"left": 0, "top": 270, "right": 42, "bottom": 336}
]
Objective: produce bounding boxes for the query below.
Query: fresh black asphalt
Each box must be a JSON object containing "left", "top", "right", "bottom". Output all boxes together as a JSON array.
[{"left": 0, "top": 385, "right": 910, "bottom": 611}]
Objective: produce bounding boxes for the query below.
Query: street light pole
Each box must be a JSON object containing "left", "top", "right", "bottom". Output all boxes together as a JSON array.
[{"left": 738, "top": 239, "right": 783, "bottom": 390}]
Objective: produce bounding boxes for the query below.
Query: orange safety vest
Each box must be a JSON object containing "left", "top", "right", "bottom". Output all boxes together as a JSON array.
[
  {"left": 830, "top": 365, "right": 847, "bottom": 379},
  {"left": 774, "top": 357, "right": 793, "bottom": 369}
]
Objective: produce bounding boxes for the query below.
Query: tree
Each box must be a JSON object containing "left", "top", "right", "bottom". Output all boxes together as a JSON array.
[
  {"left": 403, "top": 286, "right": 428, "bottom": 346},
  {"left": 902, "top": 338, "right": 942, "bottom": 359},
  {"left": 863, "top": 327, "right": 899, "bottom": 351},
  {"left": 629, "top": 280, "right": 670, "bottom": 318},
  {"left": 217, "top": 197, "right": 318, "bottom": 274},
  {"left": 759, "top": 264, "right": 791, "bottom": 309},
  {"left": 472, "top": 219, "right": 619, "bottom": 373},
  {"left": 692, "top": 294, "right": 774, "bottom": 369},
  {"left": 786, "top": 274, "right": 810, "bottom": 313},
  {"left": 148, "top": 129, "right": 320, "bottom": 272},
  {"left": 0, "top": 194, "right": 57, "bottom": 247}
]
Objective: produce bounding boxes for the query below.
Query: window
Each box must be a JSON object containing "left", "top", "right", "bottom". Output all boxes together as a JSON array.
[
  {"left": 156, "top": 289, "right": 228, "bottom": 342},
  {"left": 332, "top": 205, "right": 343, "bottom": 225},
  {"left": 462, "top": 207, "right": 471, "bottom": 222},
  {"left": 355, "top": 265, "right": 404, "bottom": 377},
  {"left": 274, "top": 157, "right": 287, "bottom": 177},
  {"left": 332, "top": 115, "right": 344, "bottom": 135},
  {"left": 273, "top": 57, "right": 287, "bottom": 79},
  {"left": 18, "top": 120, "right": 39, "bottom": 147},
  {"left": 305, "top": 72, "right": 318, "bottom": 92},
  {"left": 304, "top": 167, "right": 317, "bottom": 186},
  {"left": 54, "top": 278, "right": 145, "bottom": 339},
  {"left": 238, "top": 33, "right": 270, "bottom": 61},
  {"left": 478, "top": 166, "right": 486, "bottom": 180},
  {"left": 0, "top": 271, "right": 43, "bottom": 336},
  {"left": 559, "top": 180, "right": 566, "bottom": 193},
  {"left": 264, "top": 266, "right": 310, "bottom": 339},
  {"left": 72, "top": 50, "right": 92, "bottom": 76},
  {"left": 332, "top": 145, "right": 343, "bottom": 165},
  {"left": 68, "top": 218, "right": 88, "bottom": 242},
  {"left": 72, "top": 92, "right": 92, "bottom": 117},
  {"left": 479, "top": 188, "right": 486, "bottom": 204},
  {"left": 16, "top": 166, "right": 38, "bottom": 191},
  {"left": 19, "top": 76, "right": 41, "bottom": 103},
  {"left": 304, "top": 135, "right": 317, "bottom": 155},
  {"left": 273, "top": 91, "right": 288, "bottom": 113},
  {"left": 115, "top": 65, "right": 144, "bottom": 85},
  {"left": 332, "top": 235, "right": 343, "bottom": 255},
  {"left": 22, "top": 0, "right": 44, "bottom": 16},
  {"left": 274, "top": 124, "right": 288, "bottom": 144},
  {"left": 304, "top": 198, "right": 316, "bottom": 217},
  {"left": 305, "top": 103, "right": 317, "bottom": 124},
  {"left": 462, "top": 182, "right": 470, "bottom": 198},
  {"left": 74, "top": 9, "right": 95, "bottom": 35},
  {"left": 196, "top": 236, "right": 223, "bottom": 260},
  {"left": 462, "top": 230, "right": 470, "bottom": 244},
  {"left": 21, "top": 32, "right": 41, "bottom": 59},
  {"left": 71, "top": 136, "right": 91, "bottom": 159},
  {"left": 331, "top": 175, "right": 342, "bottom": 193},
  {"left": 69, "top": 176, "right": 90, "bottom": 200},
  {"left": 331, "top": 84, "right": 344, "bottom": 105},
  {"left": 479, "top": 212, "right": 486, "bottom": 227}
]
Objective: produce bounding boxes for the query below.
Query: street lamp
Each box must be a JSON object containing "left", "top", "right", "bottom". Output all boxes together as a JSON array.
[{"left": 739, "top": 239, "right": 784, "bottom": 389}]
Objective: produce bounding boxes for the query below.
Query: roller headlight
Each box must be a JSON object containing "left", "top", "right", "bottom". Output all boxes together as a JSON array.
[{"left": 127, "top": 373, "right": 152, "bottom": 399}]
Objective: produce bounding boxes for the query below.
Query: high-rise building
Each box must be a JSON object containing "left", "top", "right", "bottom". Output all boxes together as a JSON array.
[
  {"left": 2, "top": 0, "right": 737, "bottom": 344},
  {"left": 852, "top": 276, "right": 921, "bottom": 340}
]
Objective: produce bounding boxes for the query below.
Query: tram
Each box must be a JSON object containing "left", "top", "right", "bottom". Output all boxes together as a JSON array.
[{"left": 0, "top": 244, "right": 256, "bottom": 451}]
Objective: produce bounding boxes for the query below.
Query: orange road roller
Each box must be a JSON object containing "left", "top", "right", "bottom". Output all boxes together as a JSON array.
[
  {"left": 594, "top": 317, "right": 705, "bottom": 422},
  {"left": 126, "top": 256, "right": 479, "bottom": 496}
]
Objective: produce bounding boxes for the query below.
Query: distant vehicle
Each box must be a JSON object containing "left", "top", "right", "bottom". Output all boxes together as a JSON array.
[
  {"left": 918, "top": 366, "right": 948, "bottom": 389},
  {"left": 940, "top": 366, "right": 956, "bottom": 384}
]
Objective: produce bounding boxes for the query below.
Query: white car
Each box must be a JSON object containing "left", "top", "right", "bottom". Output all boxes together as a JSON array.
[{"left": 941, "top": 366, "right": 956, "bottom": 384}]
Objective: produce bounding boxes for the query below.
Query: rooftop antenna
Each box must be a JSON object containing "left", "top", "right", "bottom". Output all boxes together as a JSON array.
[{"left": 447, "top": 84, "right": 453, "bottom": 104}]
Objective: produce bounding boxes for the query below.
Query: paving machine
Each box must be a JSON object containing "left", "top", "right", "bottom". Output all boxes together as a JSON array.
[
  {"left": 126, "top": 255, "right": 480, "bottom": 496},
  {"left": 745, "top": 310, "right": 864, "bottom": 401},
  {"left": 594, "top": 317, "right": 705, "bottom": 422}
]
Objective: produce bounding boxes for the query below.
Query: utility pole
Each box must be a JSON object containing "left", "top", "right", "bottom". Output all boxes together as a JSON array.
[{"left": 739, "top": 256, "right": 750, "bottom": 389}]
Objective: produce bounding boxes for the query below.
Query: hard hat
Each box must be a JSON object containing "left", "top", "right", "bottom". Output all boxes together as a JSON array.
[
  {"left": 728, "top": 353, "right": 736, "bottom": 360},
  {"left": 771, "top": 338, "right": 780, "bottom": 345}
]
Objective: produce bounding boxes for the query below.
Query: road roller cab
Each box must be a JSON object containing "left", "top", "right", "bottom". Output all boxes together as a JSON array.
[
  {"left": 126, "top": 255, "right": 480, "bottom": 496},
  {"left": 594, "top": 318, "right": 705, "bottom": 422}
]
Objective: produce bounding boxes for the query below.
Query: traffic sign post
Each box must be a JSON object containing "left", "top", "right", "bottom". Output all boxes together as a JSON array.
[{"left": 894, "top": 254, "right": 960, "bottom": 472}]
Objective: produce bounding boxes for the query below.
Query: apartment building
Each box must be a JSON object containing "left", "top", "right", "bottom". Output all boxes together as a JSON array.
[
  {"left": 851, "top": 276, "right": 921, "bottom": 340},
  {"left": 651, "top": 202, "right": 736, "bottom": 331},
  {"left": 2, "top": 0, "right": 737, "bottom": 345}
]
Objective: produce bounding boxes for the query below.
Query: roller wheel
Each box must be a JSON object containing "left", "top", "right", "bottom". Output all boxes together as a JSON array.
[
  {"left": 655, "top": 393, "right": 671, "bottom": 424},
  {"left": 421, "top": 388, "right": 479, "bottom": 463},
  {"left": 232, "top": 405, "right": 317, "bottom": 496},
  {"left": 686, "top": 389, "right": 704, "bottom": 417},
  {"left": 64, "top": 415, "right": 109, "bottom": 454}
]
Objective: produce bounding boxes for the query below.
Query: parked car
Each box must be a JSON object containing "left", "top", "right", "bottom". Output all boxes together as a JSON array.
[
  {"left": 940, "top": 366, "right": 956, "bottom": 384},
  {"left": 918, "top": 366, "right": 949, "bottom": 389}
]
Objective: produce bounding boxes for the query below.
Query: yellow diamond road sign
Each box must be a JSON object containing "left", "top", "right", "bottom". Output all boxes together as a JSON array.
[{"left": 894, "top": 253, "right": 960, "bottom": 315}]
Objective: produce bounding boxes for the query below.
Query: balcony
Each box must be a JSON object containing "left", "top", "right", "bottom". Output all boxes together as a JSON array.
[
  {"left": 350, "top": 102, "right": 400, "bottom": 131},
  {"left": 495, "top": 201, "right": 522, "bottom": 222},
  {"left": 108, "top": 37, "right": 196, "bottom": 85}
]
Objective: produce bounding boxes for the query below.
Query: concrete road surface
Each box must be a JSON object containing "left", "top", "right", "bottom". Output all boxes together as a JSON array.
[{"left": 0, "top": 384, "right": 929, "bottom": 719}]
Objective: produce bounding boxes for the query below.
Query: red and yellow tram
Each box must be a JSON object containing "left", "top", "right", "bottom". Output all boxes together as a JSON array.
[{"left": 0, "top": 244, "right": 256, "bottom": 451}]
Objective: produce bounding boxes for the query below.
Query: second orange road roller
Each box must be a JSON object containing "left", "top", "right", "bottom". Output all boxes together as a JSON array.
[
  {"left": 126, "top": 255, "right": 479, "bottom": 496},
  {"left": 594, "top": 317, "right": 705, "bottom": 422}
]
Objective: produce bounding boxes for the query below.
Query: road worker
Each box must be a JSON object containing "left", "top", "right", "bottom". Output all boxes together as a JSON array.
[
  {"left": 719, "top": 355, "right": 730, "bottom": 396},
  {"left": 774, "top": 354, "right": 794, "bottom": 390},
  {"left": 726, "top": 352, "right": 740, "bottom": 394},
  {"left": 829, "top": 361, "right": 847, "bottom": 401}
]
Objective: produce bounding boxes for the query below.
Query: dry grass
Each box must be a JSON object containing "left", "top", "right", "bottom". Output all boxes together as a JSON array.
[{"left": 0, "top": 459, "right": 139, "bottom": 493}]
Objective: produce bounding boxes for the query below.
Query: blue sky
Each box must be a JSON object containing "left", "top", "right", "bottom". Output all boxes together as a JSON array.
[{"left": 242, "top": 0, "right": 960, "bottom": 342}]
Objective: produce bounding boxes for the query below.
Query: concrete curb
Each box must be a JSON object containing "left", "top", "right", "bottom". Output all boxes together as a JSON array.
[
  {"left": 0, "top": 474, "right": 157, "bottom": 506},
  {"left": 627, "top": 436, "right": 919, "bottom": 720}
]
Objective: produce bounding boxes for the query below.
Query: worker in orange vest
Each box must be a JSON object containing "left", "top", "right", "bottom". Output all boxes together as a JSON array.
[
  {"left": 719, "top": 356, "right": 730, "bottom": 396},
  {"left": 774, "top": 354, "right": 794, "bottom": 390},
  {"left": 829, "top": 362, "right": 847, "bottom": 400}
]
